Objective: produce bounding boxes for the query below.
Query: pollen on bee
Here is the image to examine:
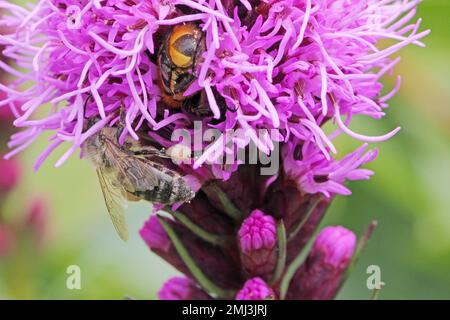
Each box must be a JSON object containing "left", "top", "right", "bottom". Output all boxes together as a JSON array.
[{"left": 166, "top": 143, "right": 192, "bottom": 165}]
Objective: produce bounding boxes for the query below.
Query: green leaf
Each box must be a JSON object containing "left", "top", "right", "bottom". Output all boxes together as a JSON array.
[
  {"left": 279, "top": 233, "right": 314, "bottom": 300},
  {"left": 209, "top": 184, "right": 242, "bottom": 222},
  {"left": 170, "top": 209, "right": 229, "bottom": 246},
  {"left": 337, "top": 220, "right": 378, "bottom": 294},
  {"left": 157, "top": 216, "right": 236, "bottom": 299},
  {"left": 270, "top": 220, "right": 287, "bottom": 285}
]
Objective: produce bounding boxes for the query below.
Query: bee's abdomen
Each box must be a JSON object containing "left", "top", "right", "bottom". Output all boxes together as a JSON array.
[
  {"left": 169, "top": 177, "right": 195, "bottom": 203},
  {"left": 130, "top": 175, "right": 194, "bottom": 205}
]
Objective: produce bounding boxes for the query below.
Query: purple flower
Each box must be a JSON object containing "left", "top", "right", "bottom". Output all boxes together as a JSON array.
[
  {"left": 235, "top": 277, "right": 275, "bottom": 300},
  {"left": 0, "top": 0, "right": 428, "bottom": 193},
  {"left": 287, "top": 226, "right": 356, "bottom": 300},
  {"left": 238, "top": 209, "right": 277, "bottom": 279},
  {"left": 283, "top": 142, "right": 378, "bottom": 197},
  {"left": 0, "top": 0, "right": 428, "bottom": 300},
  {"left": 158, "top": 276, "right": 211, "bottom": 300}
]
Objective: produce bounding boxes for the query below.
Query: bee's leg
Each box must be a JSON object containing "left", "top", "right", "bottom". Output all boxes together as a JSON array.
[
  {"left": 183, "top": 90, "right": 230, "bottom": 123},
  {"left": 114, "top": 107, "right": 127, "bottom": 143},
  {"left": 119, "top": 106, "right": 126, "bottom": 125},
  {"left": 183, "top": 103, "right": 214, "bottom": 117},
  {"left": 182, "top": 92, "right": 214, "bottom": 117},
  {"left": 132, "top": 146, "right": 172, "bottom": 159}
]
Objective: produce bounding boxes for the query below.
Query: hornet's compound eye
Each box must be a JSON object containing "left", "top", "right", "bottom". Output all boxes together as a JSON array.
[{"left": 168, "top": 23, "right": 203, "bottom": 68}]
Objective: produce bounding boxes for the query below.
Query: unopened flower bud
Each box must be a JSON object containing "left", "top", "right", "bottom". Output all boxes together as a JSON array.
[
  {"left": 139, "top": 216, "right": 171, "bottom": 253},
  {"left": 314, "top": 226, "right": 356, "bottom": 268},
  {"left": 235, "top": 277, "right": 275, "bottom": 300},
  {"left": 158, "top": 276, "right": 211, "bottom": 300},
  {"left": 140, "top": 216, "right": 191, "bottom": 276},
  {"left": 287, "top": 226, "right": 356, "bottom": 300},
  {"left": 140, "top": 216, "right": 241, "bottom": 289},
  {"left": 238, "top": 209, "right": 277, "bottom": 279}
]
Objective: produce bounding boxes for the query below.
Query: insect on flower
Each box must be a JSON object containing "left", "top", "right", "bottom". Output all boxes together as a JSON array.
[
  {"left": 158, "top": 22, "right": 205, "bottom": 110},
  {"left": 83, "top": 125, "right": 195, "bottom": 241},
  {"left": 157, "top": 22, "right": 228, "bottom": 118}
]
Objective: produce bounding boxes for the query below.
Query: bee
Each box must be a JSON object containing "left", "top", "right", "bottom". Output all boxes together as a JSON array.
[
  {"left": 157, "top": 22, "right": 206, "bottom": 111},
  {"left": 83, "top": 126, "right": 195, "bottom": 241}
]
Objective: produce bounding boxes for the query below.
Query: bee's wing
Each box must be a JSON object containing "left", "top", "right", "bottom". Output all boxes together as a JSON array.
[
  {"left": 119, "top": 156, "right": 160, "bottom": 193},
  {"left": 96, "top": 168, "right": 129, "bottom": 241}
]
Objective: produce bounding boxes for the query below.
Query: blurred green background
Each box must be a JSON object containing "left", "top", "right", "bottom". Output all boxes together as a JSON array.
[{"left": 1, "top": 0, "right": 449, "bottom": 299}]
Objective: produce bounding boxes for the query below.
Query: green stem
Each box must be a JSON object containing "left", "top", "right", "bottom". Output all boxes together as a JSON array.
[
  {"left": 270, "top": 220, "right": 287, "bottom": 285},
  {"left": 279, "top": 235, "right": 315, "bottom": 300},
  {"left": 371, "top": 288, "right": 382, "bottom": 300},
  {"left": 209, "top": 184, "right": 242, "bottom": 222},
  {"left": 337, "top": 220, "right": 378, "bottom": 294},
  {"left": 346, "top": 220, "right": 378, "bottom": 280},
  {"left": 158, "top": 216, "right": 236, "bottom": 299},
  {"left": 170, "top": 210, "right": 229, "bottom": 246}
]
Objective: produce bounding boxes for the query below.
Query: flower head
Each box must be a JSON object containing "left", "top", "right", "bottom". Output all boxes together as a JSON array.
[
  {"left": 0, "top": 0, "right": 428, "bottom": 197},
  {"left": 0, "top": 0, "right": 428, "bottom": 301},
  {"left": 283, "top": 142, "right": 378, "bottom": 197}
]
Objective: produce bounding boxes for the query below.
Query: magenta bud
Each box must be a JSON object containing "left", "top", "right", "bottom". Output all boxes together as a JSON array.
[
  {"left": 238, "top": 209, "right": 277, "bottom": 278},
  {"left": 287, "top": 226, "right": 356, "bottom": 300},
  {"left": 235, "top": 277, "right": 275, "bottom": 300},
  {"left": 140, "top": 216, "right": 242, "bottom": 290},
  {"left": 313, "top": 226, "right": 356, "bottom": 268},
  {"left": 0, "top": 157, "right": 21, "bottom": 194},
  {"left": 239, "top": 210, "right": 277, "bottom": 253},
  {"left": 139, "top": 216, "right": 171, "bottom": 253},
  {"left": 158, "top": 276, "right": 211, "bottom": 300}
]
